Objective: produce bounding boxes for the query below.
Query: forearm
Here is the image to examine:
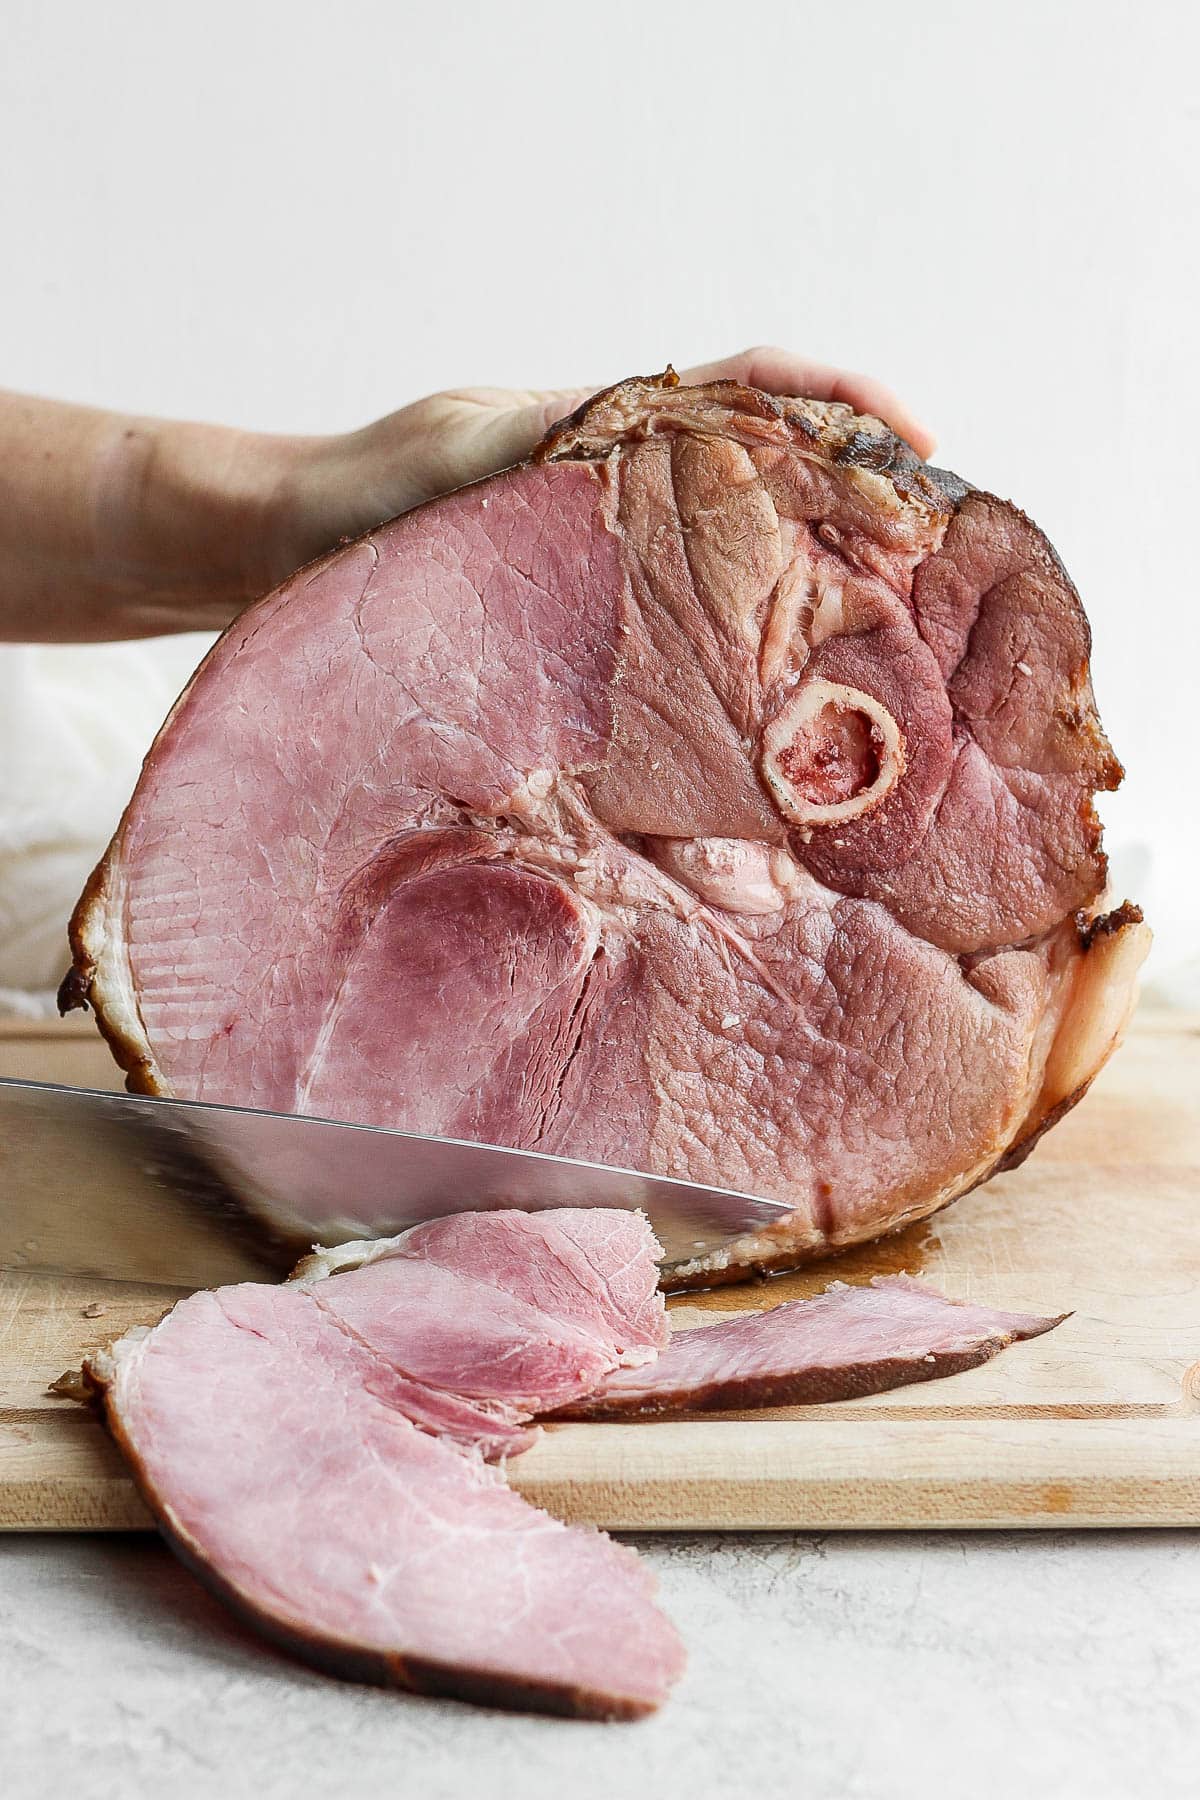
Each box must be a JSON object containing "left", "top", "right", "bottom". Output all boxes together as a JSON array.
[{"left": 0, "top": 391, "right": 309, "bottom": 642}]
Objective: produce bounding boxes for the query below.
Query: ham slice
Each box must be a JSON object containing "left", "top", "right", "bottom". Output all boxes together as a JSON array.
[
  {"left": 86, "top": 1210, "right": 1066, "bottom": 1719},
  {"left": 87, "top": 1209, "right": 683, "bottom": 1720},
  {"left": 91, "top": 1284, "right": 682, "bottom": 1718},
  {"left": 550, "top": 1276, "right": 1066, "bottom": 1419},
  {"left": 291, "top": 1207, "right": 667, "bottom": 1445}
]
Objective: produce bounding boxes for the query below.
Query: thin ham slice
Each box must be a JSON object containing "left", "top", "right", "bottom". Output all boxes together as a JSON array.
[
  {"left": 291, "top": 1208, "right": 667, "bottom": 1440},
  {"left": 92, "top": 1284, "right": 681, "bottom": 1718},
  {"left": 87, "top": 1209, "right": 683, "bottom": 1720},
  {"left": 550, "top": 1275, "right": 1066, "bottom": 1419}
]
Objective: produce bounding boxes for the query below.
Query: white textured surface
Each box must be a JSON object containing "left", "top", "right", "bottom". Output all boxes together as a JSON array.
[{"left": 4, "top": 1530, "right": 1199, "bottom": 1798}]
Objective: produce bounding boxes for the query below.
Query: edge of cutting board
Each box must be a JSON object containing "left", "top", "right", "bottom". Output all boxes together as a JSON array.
[{"left": 2, "top": 1006, "right": 1198, "bottom": 1531}]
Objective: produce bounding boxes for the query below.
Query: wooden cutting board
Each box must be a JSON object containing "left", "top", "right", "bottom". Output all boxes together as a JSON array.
[{"left": 2, "top": 1009, "right": 1198, "bottom": 1531}]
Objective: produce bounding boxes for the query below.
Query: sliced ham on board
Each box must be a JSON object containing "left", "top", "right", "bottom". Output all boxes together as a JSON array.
[
  {"left": 64, "top": 372, "right": 1149, "bottom": 1285},
  {"left": 549, "top": 1275, "right": 1067, "bottom": 1420},
  {"left": 85, "top": 1209, "right": 1066, "bottom": 1718},
  {"left": 87, "top": 1209, "right": 681, "bottom": 1721},
  {"left": 92, "top": 1285, "right": 682, "bottom": 1720},
  {"left": 291, "top": 1207, "right": 667, "bottom": 1453}
]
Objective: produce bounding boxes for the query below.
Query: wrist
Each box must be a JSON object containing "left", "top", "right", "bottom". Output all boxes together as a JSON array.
[
  {"left": 88, "top": 416, "right": 321, "bottom": 634},
  {"left": 265, "top": 426, "right": 408, "bottom": 593},
  {"left": 261, "top": 431, "right": 356, "bottom": 591}
]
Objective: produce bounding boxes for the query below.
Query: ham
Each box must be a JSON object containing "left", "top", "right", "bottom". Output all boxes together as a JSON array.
[
  {"left": 86, "top": 1209, "right": 1067, "bottom": 1718},
  {"left": 63, "top": 371, "right": 1148, "bottom": 1282},
  {"left": 549, "top": 1275, "right": 1066, "bottom": 1419},
  {"left": 87, "top": 1209, "right": 684, "bottom": 1720}
]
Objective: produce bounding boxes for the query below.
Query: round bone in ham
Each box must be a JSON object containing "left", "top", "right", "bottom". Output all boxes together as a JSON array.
[{"left": 63, "top": 372, "right": 1150, "bottom": 1283}]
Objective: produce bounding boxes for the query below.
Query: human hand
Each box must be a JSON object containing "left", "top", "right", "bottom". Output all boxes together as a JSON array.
[
  {"left": 273, "top": 348, "right": 936, "bottom": 581},
  {"left": 0, "top": 359, "right": 933, "bottom": 642}
]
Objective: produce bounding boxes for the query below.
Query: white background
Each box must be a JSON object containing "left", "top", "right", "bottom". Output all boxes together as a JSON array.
[{"left": 0, "top": 0, "right": 1195, "bottom": 996}]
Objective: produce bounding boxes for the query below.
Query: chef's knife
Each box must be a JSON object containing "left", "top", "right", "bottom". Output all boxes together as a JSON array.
[{"left": 0, "top": 1077, "right": 791, "bottom": 1289}]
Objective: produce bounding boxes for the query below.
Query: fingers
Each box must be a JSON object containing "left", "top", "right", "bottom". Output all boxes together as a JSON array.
[
  {"left": 417, "top": 351, "right": 936, "bottom": 516},
  {"left": 681, "top": 347, "right": 937, "bottom": 459}
]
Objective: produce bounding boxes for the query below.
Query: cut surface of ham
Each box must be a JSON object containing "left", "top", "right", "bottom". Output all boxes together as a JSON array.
[
  {"left": 64, "top": 372, "right": 1148, "bottom": 1281},
  {"left": 87, "top": 1209, "right": 683, "bottom": 1720},
  {"left": 550, "top": 1275, "right": 1066, "bottom": 1419}
]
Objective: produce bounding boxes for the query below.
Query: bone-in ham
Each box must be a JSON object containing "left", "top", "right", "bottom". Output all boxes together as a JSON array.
[{"left": 63, "top": 374, "right": 1148, "bottom": 1284}]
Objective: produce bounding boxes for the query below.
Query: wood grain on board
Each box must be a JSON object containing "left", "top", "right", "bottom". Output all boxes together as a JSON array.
[{"left": 1, "top": 1008, "right": 1197, "bottom": 1531}]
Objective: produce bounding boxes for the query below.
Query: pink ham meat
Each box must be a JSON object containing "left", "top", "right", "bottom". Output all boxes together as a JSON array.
[
  {"left": 550, "top": 1275, "right": 1066, "bottom": 1420},
  {"left": 87, "top": 1209, "right": 683, "bottom": 1720},
  {"left": 64, "top": 373, "right": 1150, "bottom": 1283},
  {"left": 291, "top": 1206, "right": 667, "bottom": 1451}
]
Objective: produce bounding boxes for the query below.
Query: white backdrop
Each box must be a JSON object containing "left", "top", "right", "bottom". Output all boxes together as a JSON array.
[{"left": 1, "top": 0, "right": 1195, "bottom": 1001}]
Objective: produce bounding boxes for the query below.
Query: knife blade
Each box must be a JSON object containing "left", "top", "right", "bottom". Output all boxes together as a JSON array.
[{"left": 0, "top": 1077, "right": 792, "bottom": 1288}]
